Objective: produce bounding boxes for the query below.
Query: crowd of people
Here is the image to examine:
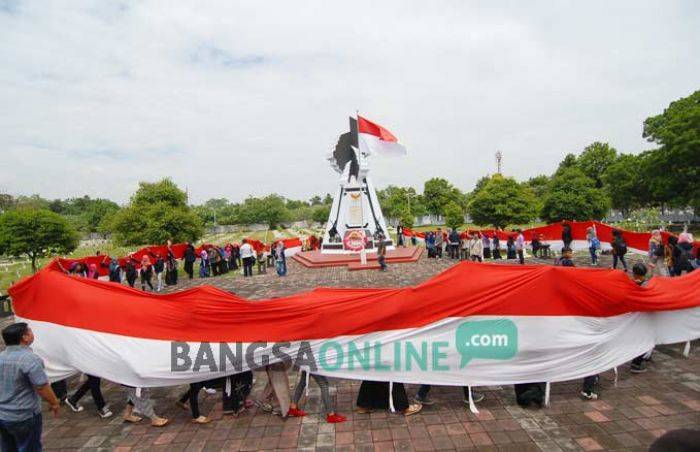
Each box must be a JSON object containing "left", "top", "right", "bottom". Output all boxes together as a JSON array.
[
  {"left": 402, "top": 222, "right": 699, "bottom": 274},
  {"left": 1, "top": 225, "right": 699, "bottom": 450},
  {"left": 58, "top": 238, "right": 293, "bottom": 292}
]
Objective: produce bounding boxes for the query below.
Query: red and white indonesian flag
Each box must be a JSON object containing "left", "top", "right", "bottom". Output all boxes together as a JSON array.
[
  {"left": 358, "top": 116, "right": 407, "bottom": 157},
  {"left": 9, "top": 260, "right": 700, "bottom": 391}
]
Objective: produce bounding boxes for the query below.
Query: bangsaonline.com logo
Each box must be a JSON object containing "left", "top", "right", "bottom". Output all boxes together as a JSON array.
[{"left": 171, "top": 319, "right": 518, "bottom": 372}]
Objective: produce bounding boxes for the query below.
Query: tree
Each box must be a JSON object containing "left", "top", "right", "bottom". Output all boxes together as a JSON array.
[
  {"left": 555, "top": 153, "right": 578, "bottom": 175},
  {"left": 131, "top": 179, "right": 188, "bottom": 207},
  {"left": 577, "top": 142, "right": 618, "bottom": 188},
  {"left": 443, "top": 202, "right": 464, "bottom": 230},
  {"left": 312, "top": 205, "right": 331, "bottom": 224},
  {"left": 601, "top": 153, "right": 648, "bottom": 214},
  {"left": 323, "top": 193, "right": 333, "bottom": 205},
  {"left": 108, "top": 179, "right": 203, "bottom": 246},
  {"left": 377, "top": 186, "right": 425, "bottom": 220},
  {"left": 423, "top": 178, "right": 462, "bottom": 216},
  {"left": 540, "top": 168, "right": 611, "bottom": 223},
  {"left": 237, "top": 195, "right": 289, "bottom": 228},
  {"left": 0, "top": 194, "right": 15, "bottom": 212},
  {"left": 309, "top": 195, "right": 323, "bottom": 206},
  {"left": 468, "top": 174, "right": 537, "bottom": 229},
  {"left": 399, "top": 208, "right": 415, "bottom": 228},
  {"left": 0, "top": 208, "right": 79, "bottom": 272},
  {"left": 642, "top": 90, "right": 700, "bottom": 211},
  {"left": 525, "top": 175, "right": 550, "bottom": 199}
]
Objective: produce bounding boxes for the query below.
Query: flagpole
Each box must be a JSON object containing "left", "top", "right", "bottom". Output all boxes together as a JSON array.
[{"left": 356, "top": 109, "right": 361, "bottom": 173}]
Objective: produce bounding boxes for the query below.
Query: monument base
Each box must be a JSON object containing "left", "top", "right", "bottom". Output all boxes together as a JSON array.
[{"left": 292, "top": 246, "right": 423, "bottom": 270}]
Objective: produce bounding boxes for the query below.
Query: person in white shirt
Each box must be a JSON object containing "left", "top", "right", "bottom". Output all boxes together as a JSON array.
[
  {"left": 469, "top": 233, "right": 484, "bottom": 262},
  {"left": 515, "top": 230, "right": 525, "bottom": 265},
  {"left": 239, "top": 239, "right": 255, "bottom": 277}
]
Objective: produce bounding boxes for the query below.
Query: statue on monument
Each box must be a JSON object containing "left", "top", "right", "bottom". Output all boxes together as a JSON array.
[{"left": 322, "top": 115, "right": 406, "bottom": 254}]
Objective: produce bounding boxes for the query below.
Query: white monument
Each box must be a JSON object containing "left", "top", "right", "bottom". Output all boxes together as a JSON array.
[{"left": 321, "top": 116, "right": 396, "bottom": 254}]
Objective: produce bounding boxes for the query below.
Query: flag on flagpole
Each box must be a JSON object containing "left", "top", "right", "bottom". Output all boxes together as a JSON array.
[{"left": 358, "top": 116, "right": 407, "bottom": 156}]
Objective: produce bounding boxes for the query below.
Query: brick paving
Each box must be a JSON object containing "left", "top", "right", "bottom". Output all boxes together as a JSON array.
[{"left": 2, "top": 249, "right": 699, "bottom": 451}]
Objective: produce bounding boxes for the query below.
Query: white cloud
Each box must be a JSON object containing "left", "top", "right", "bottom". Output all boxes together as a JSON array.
[{"left": 1, "top": 0, "right": 698, "bottom": 203}]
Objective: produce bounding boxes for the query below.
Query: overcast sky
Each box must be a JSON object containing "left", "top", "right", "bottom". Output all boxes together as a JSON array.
[{"left": 1, "top": 1, "right": 698, "bottom": 204}]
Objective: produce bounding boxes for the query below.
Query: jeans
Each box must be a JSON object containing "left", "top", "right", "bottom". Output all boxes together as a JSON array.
[
  {"left": 155, "top": 272, "right": 163, "bottom": 291},
  {"left": 243, "top": 257, "right": 254, "bottom": 277},
  {"left": 69, "top": 375, "right": 106, "bottom": 410},
  {"left": 378, "top": 255, "right": 387, "bottom": 270},
  {"left": 589, "top": 247, "right": 597, "bottom": 264},
  {"left": 0, "top": 413, "right": 42, "bottom": 452},
  {"left": 613, "top": 254, "right": 627, "bottom": 271},
  {"left": 276, "top": 260, "right": 287, "bottom": 276}
]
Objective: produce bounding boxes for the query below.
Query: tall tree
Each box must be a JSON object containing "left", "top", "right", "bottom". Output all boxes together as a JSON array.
[
  {"left": 555, "top": 153, "right": 578, "bottom": 175},
  {"left": 423, "top": 178, "right": 462, "bottom": 216},
  {"left": 601, "top": 153, "right": 648, "bottom": 214},
  {"left": 540, "top": 168, "right": 611, "bottom": 222},
  {"left": 0, "top": 208, "right": 79, "bottom": 272},
  {"left": 642, "top": 90, "right": 700, "bottom": 211},
  {"left": 108, "top": 179, "right": 203, "bottom": 246},
  {"left": 468, "top": 174, "right": 537, "bottom": 229},
  {"left": 577, "top": 142, "right": 618, "bottom": 188},
  {"left": 443, "top": 202, "right": 464, "bottom": 230}
]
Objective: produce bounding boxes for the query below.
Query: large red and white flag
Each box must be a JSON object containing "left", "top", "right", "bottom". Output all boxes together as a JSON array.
[
  {"left": 358, "top": 116, "right": 407, "bottom": 156},
  {"left": 9, "top": 260, "right": 700, "bottom": 393}
]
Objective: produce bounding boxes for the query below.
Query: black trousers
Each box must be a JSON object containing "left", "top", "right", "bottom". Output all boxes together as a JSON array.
[
  {"left": 69, "top": 375, "right": 106, "bottom": 410},
  {"left": 51, "top": 380, "right": 68, "bottom": 401},
  {"left": 356, "top": 381, "right": 408, "bottom": 412},
  {"left": 517, "top": 249, "right": 524, "bottom": 265},
  {"left": 223, "top": 371, "right": 253, "bottom": 412},
  {"left": 243, "top": 257, "right": 254, "bottom": 277},
  {"left": 184, "top": 261, "right": 194, "bottom": 279}
]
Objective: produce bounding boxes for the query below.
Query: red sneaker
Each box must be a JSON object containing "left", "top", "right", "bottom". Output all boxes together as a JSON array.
[
  {"left": 326, "top": 413, "right": 347, "bottom": 423},
  {"left": 288, "top": 407, "right": 307, "bottom": 417}
]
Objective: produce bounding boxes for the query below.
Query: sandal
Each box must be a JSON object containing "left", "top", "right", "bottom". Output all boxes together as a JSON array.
[
  {"left": 191, "top": 416, "right": 211, "bottom": 424},
  {"left": 404, "top": 403, "right": 422, "bottom": 416}
]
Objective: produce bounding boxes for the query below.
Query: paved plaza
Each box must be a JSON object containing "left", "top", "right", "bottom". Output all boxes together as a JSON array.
[{"left": 2, "top": 251, "right": 699, "bottom": 451}]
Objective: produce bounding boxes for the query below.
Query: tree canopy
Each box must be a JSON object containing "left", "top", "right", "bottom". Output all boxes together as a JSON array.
[
  {"left": 0, "top": 208, "right": 79, "bottom": 271},
  {"left": 642, "top": 90, "right": 700, "bottom": 211},
  {"left": 540, "top": 168, "right": 611, "bottom": 223},
  {"left": 576, "top": 142, "right": 618, "bottom": 188},
  {"left": 468, "top": 174, "right": 537, "bottom": 229},
  {"left": 423, "top": 178, "right": 463, "bottom": 216},
  {"left": 108, "top": 179, "right": 204, "bottom": 246}
]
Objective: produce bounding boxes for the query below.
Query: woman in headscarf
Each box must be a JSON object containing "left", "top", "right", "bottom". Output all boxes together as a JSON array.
[
  {"left": 125, "top": 257, "right": 138, "bottom": 287},
  {"left": 140, "top": 255, "right": 154, "bottom": 291},
  {"left": 586, "top": 225, "right": 600, "bottom": 265},
  {"left": 199, "top": 249, "right": 210, "bottom": 278},
  {"left": 183, "top": 242, "right": 196, "bottom": 279},
  {"left": 86, "top": 263, "right": 99, "bottom": 279},
  {"left": 648, "top": 230, "right": 667, "bottom": 276},
  {"left": 482, "top": 232, "right": 491, "bottom": 259},
  {"left": 275, "top": 241, "right": 287, "bottom": 276},
  {"left": 492, "top": 233, "right": 502, "bottom": 259}
]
